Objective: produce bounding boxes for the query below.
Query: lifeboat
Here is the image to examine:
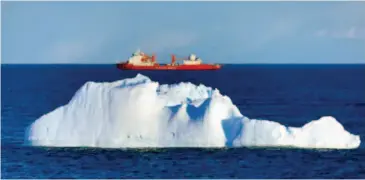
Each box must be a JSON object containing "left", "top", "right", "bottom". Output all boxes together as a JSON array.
[{"left": 116, "top": 50, "right": 221, "bottom": 70}]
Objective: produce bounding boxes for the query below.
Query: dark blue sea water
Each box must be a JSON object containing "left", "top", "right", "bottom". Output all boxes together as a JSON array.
[{"left": 2, "top": 64, "right": 365, "bottom": 178}]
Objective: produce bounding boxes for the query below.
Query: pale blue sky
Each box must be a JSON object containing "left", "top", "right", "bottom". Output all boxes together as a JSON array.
[{"left": 2, "top": 1, "right": 365, "bottom": 64}]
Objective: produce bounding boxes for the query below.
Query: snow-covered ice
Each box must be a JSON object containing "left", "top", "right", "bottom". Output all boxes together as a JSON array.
[{"left": 25, "top": 74, "right": 361, "bottom": 149}]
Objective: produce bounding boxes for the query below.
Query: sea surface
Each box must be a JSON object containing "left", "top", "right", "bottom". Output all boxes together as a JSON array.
[{"left": 2, "top": 64, "right": 365, "bottom": 178}]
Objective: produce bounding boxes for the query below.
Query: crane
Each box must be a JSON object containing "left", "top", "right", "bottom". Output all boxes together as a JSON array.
[{"left": 171, "top": 54, "right": 190, "bottom": 65}]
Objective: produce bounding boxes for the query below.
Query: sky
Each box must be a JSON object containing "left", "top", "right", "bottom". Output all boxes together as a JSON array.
[{"left": 1, "top": 1, "right": 365, "bottom": 64}]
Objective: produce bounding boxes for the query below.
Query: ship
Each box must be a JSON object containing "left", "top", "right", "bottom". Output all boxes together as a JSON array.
[{"left": 116, "top": 50, "right": 221, "bottom": 70}]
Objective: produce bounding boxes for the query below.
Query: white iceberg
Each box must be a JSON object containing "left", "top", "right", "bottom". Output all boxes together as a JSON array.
[{"left": 25, "top": 74, "right": 361, "bottom": 149}]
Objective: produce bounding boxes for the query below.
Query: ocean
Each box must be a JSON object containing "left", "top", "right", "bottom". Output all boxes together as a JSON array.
[{"left": 2, "top": 64, "right": 365, "bottom": 178}]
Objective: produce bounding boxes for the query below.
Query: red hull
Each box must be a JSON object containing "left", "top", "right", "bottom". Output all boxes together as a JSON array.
[{"left": 116, "top": 63, "right": 221, "bottom": 70}]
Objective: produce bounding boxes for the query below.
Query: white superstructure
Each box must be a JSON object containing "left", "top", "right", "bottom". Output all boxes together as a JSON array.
[
  {"left": 182, "top": 54, "right": 202, "bottom": 65},
  {"left": 127, "top": 50, "right": 156, "bottom": 66}
]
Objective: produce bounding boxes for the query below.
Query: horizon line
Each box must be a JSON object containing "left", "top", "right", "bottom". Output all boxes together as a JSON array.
[{"left": 2, "top": 63, "right": 365, "bottom": 65}]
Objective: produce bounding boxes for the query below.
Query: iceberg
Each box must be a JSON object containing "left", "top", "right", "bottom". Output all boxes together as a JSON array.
[{"left": 25, "top": 74, "right": 361, "bottom": 149}]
